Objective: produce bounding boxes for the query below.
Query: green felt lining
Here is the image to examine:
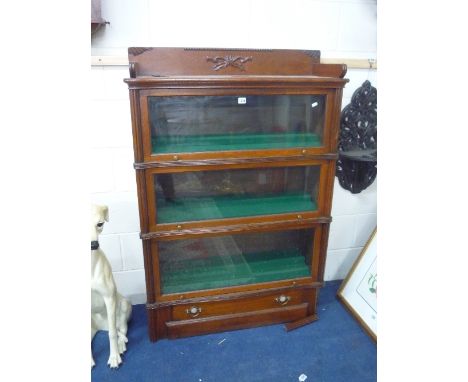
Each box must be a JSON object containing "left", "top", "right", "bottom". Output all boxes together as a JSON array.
[
  {"left": 161, "top": 249, "right": 310, "bottom": 294},
  {"left": 157, "top": 193, "right": 317, "bottom": 223},
  {"left": 152, "top": 132, "right": 321, "bottom": 153}
]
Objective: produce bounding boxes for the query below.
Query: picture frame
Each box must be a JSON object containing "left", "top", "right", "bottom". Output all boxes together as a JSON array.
[{"left": 337, "top": 228, "right": 377, "bottom": 341}]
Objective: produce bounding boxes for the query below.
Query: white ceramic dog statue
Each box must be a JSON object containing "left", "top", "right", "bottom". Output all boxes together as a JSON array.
[{"left": 91, "top": 204, "right": 132, "bottom": 368}]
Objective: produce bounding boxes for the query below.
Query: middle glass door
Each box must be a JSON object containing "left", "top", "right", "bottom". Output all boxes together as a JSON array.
[{"left": 153, "top": 165, "right": 321, "bottom": 224}]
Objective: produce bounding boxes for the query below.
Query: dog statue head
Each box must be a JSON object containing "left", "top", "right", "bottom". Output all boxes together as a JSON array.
[{"left": 91, "top": 204, "right": 109, "bottom": 246}]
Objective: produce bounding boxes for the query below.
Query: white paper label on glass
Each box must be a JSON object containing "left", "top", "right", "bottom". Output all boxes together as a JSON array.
[{"left": 238, "top": 97, "right": 247, "bottom": 104}]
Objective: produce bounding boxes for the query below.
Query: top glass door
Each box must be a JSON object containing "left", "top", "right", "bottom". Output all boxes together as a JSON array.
[{"left": 148, "top": 95, "right": 326, "bottom": 154}]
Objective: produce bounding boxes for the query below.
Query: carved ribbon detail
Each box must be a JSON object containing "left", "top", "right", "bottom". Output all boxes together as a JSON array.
[
  {"left": 336, "top": 80, "right": 377, "bottom": 194},
  {"left": 206, "top": 55, "right": 253, "bottom": 71}
]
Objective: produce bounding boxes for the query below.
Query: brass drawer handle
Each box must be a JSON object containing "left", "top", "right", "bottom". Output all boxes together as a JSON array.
[
  {"left": 275, "top": 295, "right": 290, "bottom": 306},
  {"left": 186, "top": 306, "right": 202, "bottom": 317}
]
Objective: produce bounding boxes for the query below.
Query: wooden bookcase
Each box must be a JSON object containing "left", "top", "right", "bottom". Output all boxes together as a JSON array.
[{"left": 124, "top": 48, "right": 348, "bottom": 341}]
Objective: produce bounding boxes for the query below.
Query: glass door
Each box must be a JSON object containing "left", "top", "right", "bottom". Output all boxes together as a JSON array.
[
  {"left": 153, "top": 165, "right": 321, "bottom": 224},
  {"left": 147, "top": 94, "right": 326, "bottom": 154},
  {"left": 157, "top": 227, "right": 316, "bottom": 294}
]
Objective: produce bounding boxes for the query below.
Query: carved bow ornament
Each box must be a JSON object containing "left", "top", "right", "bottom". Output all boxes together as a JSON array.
[{"left": 206, "top": 55, "right": 253, "bottom": 71}]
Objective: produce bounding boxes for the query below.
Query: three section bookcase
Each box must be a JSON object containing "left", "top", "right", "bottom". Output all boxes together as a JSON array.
[{"left": 124, "top": 48, "right": 348, "bottom": 341}]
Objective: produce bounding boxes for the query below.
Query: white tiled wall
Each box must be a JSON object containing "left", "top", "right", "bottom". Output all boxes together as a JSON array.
[
  {"left": 91, "top": 0, "right": 377, "bottom": 303},
  {"left": 91, "top": 0, "right": 377, "bottom": 59}
]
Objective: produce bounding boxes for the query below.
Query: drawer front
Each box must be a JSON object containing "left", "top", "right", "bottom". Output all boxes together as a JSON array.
[
  {"left": 172, "top": 289, "right": 311, "bottom": 321},
  {"left": 167, "top": 303, "right": 309, "bottom": 339}
]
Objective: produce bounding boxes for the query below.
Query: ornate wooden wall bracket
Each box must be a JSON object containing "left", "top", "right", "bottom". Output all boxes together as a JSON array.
[{"left": 336, "top": 80, "right": 377, "bottom": 194}]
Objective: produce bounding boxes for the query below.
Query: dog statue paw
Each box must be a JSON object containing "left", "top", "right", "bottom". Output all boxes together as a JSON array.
[
  {"left": 107, "top": 353, "right": 123, "bottom": 369},
  {"left": 91, "top": 204, "right": 132, "bottom": 369},
  {"left": 118, "top": 332, "right": 128, "bottom": 354}
]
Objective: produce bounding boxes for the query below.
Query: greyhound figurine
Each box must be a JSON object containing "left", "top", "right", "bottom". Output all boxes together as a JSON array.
[{"left": 91, "top": 204, "right": 132, "bottom": 368}]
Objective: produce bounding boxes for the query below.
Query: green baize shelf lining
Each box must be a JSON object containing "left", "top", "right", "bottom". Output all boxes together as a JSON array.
[
  {"left": 161, "top": 249, "right": 310, "bottom": 294},
  {"left": 152, "top": 132, "right": 321, "bottom": 153},
  {"left": 157, "top": 193, "right": 317, "bottom": 223}
]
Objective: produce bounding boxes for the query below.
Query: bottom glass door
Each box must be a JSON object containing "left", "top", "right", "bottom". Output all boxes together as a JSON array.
[{"left": 157, "top": 228, "right": 315, "bottom": 294}]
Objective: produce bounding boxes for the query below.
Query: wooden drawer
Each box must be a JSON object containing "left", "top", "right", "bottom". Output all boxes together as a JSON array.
[
  {"left": 167, "top": 303, "right": 309, "bottom": 339},
  {"left": 171, "top": 289, "right": 313, "bottom": 321}
]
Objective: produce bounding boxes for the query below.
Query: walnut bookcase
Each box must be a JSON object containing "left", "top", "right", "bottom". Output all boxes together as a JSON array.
[{"left": 124, "top": 48, "right": 348, "bottom": 341}]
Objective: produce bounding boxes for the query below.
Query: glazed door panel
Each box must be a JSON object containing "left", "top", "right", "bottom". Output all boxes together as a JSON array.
[
  {"left": 157, "top": 227, "right": 316, "bottom": 295},
  {"left": 137, "top": 88, "right": 336, "bottom": 162},
  {"left": 148, "top": 94, "right": 326, "bottom": 154},
  {"left": 151, "top": 165, "right": 321, "bottom": 225}
]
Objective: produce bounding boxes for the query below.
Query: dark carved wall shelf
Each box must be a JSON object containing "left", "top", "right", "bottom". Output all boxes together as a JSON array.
[{"left": 336, "top": 80, "right": 377, "bottom": 194}]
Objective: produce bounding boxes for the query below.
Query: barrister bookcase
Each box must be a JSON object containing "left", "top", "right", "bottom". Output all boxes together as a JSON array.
[{"left": 124, "top": 48, "right": 348, "bottom": 341}]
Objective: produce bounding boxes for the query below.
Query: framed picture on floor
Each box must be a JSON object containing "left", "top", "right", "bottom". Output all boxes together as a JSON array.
[{"left": 337, "top": 228, "right": 377, "bottom": 341}]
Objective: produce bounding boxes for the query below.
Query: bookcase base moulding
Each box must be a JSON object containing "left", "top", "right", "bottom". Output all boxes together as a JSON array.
[{"left": 124, "top": 48, "right": 348, "bottom": 342}]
